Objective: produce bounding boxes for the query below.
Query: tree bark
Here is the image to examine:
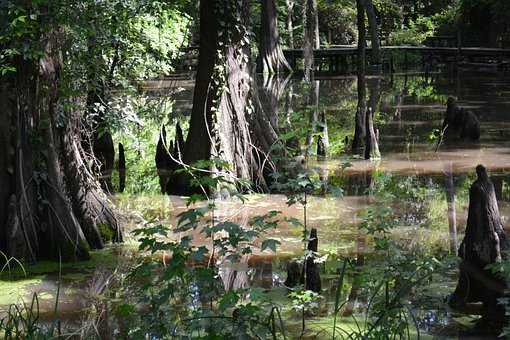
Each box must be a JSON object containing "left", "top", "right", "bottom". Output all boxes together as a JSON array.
[
  {"left": 352, "top": 0, "right": 367, "bottom": 152},
  {"left": 364, "top": 77, "right": 381, "bottom": 160},
  {"left": 259, "top": 0, "right": 291, "bottom": 74},
  {"left": 363, "top": 0, "right": 381, "bottom": 66},
  {"left": 304, "top": 228, "right": 321, "bottom": 293},
  {"left": 118, "top": 143, "right": 126, "bottom": 193},
  {"left": 450, "top": 165, "right": 508, "bottom": 329},
  {"left": 168, "top": 0, "right": 281, "bottom": 195},
  {"left": 316, "top": 110, "right": 328, "bottom": 158},
  {"left": 0, "top": 6, "right": 120, "bottom": 261},
  {"left": 364, "top": 108, "right": 380, "bottom": 160},
  {"left": 303, "top": 0, "right": 319, "bottom": 82}
]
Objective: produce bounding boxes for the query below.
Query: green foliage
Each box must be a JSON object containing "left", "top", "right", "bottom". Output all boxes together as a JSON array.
[
  {"left": 388, "top": 16, "right": 437, "bottom": 46},
  {"left": 122, "top": 160, "right": 285, "bottom": 338}
]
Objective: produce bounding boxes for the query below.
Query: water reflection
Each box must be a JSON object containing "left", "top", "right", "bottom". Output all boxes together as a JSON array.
[{"left": 8, "top": 70, "right": 510, "bottom": 337}]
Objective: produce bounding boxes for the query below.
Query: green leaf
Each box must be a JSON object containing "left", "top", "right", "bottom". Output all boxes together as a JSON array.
[{"left": 261, "top": 239, "right": 280, "bottom": 253}]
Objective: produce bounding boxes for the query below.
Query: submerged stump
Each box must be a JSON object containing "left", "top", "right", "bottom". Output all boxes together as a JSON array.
[
  {"left": 364, "top": 107, "right": 380, "bottom": 160},
  {"left": 449, "top": 165, "right": 508, "bottom": 331},
  {"left": 284, "top": 260, "right": 302, "bottom": 288},
  {"left": 284, "top": 228, "right": 322, "bottom": 293},
  {"left": 305, "top": 228, "right": 321, "bottom": 293}
]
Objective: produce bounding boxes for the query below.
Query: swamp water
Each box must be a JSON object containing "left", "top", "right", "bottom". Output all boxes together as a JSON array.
[{"left": 3, "top": 69, "right": 510, "bottom": 339}]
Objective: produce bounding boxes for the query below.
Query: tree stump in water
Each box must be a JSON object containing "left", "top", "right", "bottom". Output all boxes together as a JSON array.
[
  {"left": 449, "top": 165, "right": 508, "bottom": 330},
  {"left": 155, "top": 123, "right": 184, "bottom": 194},
  {"left": 305, "top": 228, "right": 321, "bottom": 293},
  {"left": 284, "top": 260, "right": 302, "bottom": 288},
  {"left": 364, "top": 107, "right": 380, "bottom": 160},
  {"left": 284, "top": 229, "right": 322, "bottom": 293},
  {"left": 442, "top": 97, "right": 480, "bottom": 141}
]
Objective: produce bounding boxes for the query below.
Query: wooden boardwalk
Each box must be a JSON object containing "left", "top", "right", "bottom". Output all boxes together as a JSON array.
[{"left": 283, "top": 45, "right": 510, "bottom": 72}]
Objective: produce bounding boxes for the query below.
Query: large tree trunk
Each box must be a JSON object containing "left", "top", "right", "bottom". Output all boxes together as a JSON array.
[
  {"left": 259, "top": 0, "right": 291, "bottom": 74},
  {"left": 0, "top": 7, "right": 120, "bottom": 262},
  {"left": 450, "top": 165, "right": 508, "bottom": 330},
  {"left": 352, "top": 0, "right": 367, "bottom": 152},
  {"left": 168, "top": 0, "right": 280, "bottom": 195},
  {"left": 303, "top": 0, "right": 320, "bottom": 160},
  {"left": 363, "top": 0, "right": 381, "bottom": 66}
]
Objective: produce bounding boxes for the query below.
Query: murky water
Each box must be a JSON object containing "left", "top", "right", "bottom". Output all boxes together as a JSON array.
[{"left": 3, "top": 68, "right": 510, "bottom": 337}]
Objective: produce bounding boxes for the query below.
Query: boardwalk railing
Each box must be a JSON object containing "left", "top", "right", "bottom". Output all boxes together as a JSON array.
[{"left": 283, "top": 45, "right": 510, "bottom": 72}]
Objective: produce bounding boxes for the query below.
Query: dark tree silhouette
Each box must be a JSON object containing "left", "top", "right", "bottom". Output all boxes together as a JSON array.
[
  {"left": 0, "top": 6, "right": 120, "bottom": 261},
  {"left": 352, "top": 0, "right": 367, "bottom": 152},
  {"left": 305, "top": 228, "right": 321, "bottom": 293},
  {"left": 118, "top": 143, "right": 126, "bottom": 193},
  {"left": 168, "top": 0, "right": 280, "bottom": 195},
  {"left": 363, "top": 0, "right": 381, "bottom": 66},
  {"left": 450, "top": 165, "right": 508, "bottom": 330}
]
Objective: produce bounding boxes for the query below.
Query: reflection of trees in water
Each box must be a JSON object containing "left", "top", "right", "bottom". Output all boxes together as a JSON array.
[
  {"left": 220, "top": 258, "right": 251, "bottom": 291},
  {"left": 343, "top": 170, "right": 372, "bottom": 316},
  {"left": 444, "top": 162, "right": 458, "bottom": 255}
]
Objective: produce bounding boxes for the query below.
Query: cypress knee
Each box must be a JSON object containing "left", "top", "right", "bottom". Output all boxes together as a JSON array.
[
  {"left": 364, "top": 107, "right": 380, "bottom": 160},
  {"left": 449, "top": 165, "right": 508, "bottom": 330},
  {"left": 284, "top": 260, "right": 302, "bottom": 288},
  {"left": 305, "top": 228, "right": 321, "bottom": 293},
  {"left": 155, "top": 125, "right": 172, "bottom": 193}
]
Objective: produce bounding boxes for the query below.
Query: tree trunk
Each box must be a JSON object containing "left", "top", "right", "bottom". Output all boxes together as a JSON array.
[
  {"left": 259, "top": 0, "right": 291, "bottom": 74},
  {"left": 316, "top": 110, "right": 328, "bottom": 158},
  {"left": 364, "top": 77, "right": 381, "bottom": 160},
  {"left": 352, "top": 0, "right": 366, "bottom": 152},
  {"left": 450, "top": 165, "right": 508, "bottom": 329},
  {"left": 118, "top": 143, "right": 126, "bottom": 193},
  {"left": 0, "top": 7, "right": 120, "bottom": 262},
  {"left": 169, "top": 0, "right": 280, "bottom": 195},
  {"left": 60, "top": 111, "right": 121, "bottom": 249},
  {"left": 363, "top": 0, "right": 381, "bottom": 66},
  {"left": 304, "top": 228, "right": 321, "bottom": 293},
  {"left": 364, "top": 108, "right": 380, "bottom": 160},
  {"left": 303, "top": 0, "right": 319, "bottom": 82},
  {"left": 284, "top": 260, "right": 302, "bottom": 287}
]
